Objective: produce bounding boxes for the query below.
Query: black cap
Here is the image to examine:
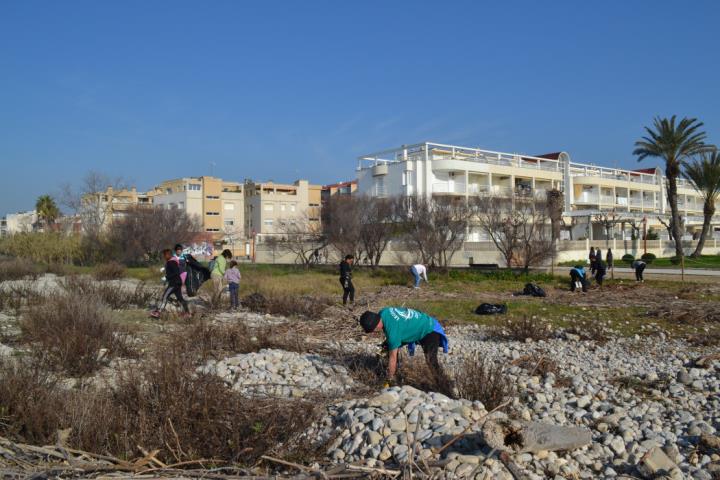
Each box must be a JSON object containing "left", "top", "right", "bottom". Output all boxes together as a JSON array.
[{"left": 359, "top": 311, "right": 381, "bottom": 333}]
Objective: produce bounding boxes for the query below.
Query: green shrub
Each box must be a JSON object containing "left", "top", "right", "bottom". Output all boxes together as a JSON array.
[
  {"left": 621, "top": 254, "right": 635, "bottom": 264},
  {"left": 641, "top": 253, "right": 656, "bottom": 263},
  {"left": 669, "top": 256, "right": 681, "bottom": 265}
]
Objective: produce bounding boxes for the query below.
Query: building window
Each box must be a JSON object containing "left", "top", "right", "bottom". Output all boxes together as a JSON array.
[
  {"left": 224, "top": 220, "right": 234, "bottom": 226},
  {"left": 188, "top": 184, "right": 201, "bottom": 191},
  {"left": 280, "top": 203, "right": 286, "bottom": 212},
  {"left": 309, "top": 203, "right": 320, "bottom": 207},
  {"left": 205, "top": 228, "right": 220, "bottom": 232},
  {"left": 224, "top": 203, "right": 234, "bottom": 210},
  {"left": 374, "top": 177, "right": 386, "bottom": 197},
  {"left": 206, "top": 212, "right": 220, "bottom": 216},
  {"left": 264, "top": 203, "right": 274, "bottom": 211},
  {"left": 206, "top": 195, "right": 220, "bottom": 199},
  {"left": 263, "top": 219, "right": 273, "bottom": 226},
  {"left": 290, "top": 204, "right": 296, "bottom": 212}
]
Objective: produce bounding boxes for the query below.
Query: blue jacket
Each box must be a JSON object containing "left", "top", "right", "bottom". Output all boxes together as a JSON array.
[
  {"left": 571, "top": 266, "right": 585, "bottom": 278},
  {"left": 406, "top": 318, "right": 449, "bottom": 356}
]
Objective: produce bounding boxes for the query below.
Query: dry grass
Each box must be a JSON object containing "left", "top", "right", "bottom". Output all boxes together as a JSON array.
[
  {"left": 167, "top": 320, "right": 307, "bottom": 361},
  {"left": 511, "top": 353, "right": 559, "bottom": 377},
  {"left": 491, "top": 315, "right": 553, "bottom": 342},
  {"left": 20, "top": 293, "right": 135, "bottom": 376},
  {"left": 59, "top": 275, "right": 156, "bottom": 310},
  {"left": 0, "top": 258, "right": 40, "bottom": 282},
  {"left": 0, "top": 283, "right": 46, "bottom": 314},
  {"left": 242, "top": 291, "right": 332, "bottom": 318},
  {"left": 0, "top": 350, "right": 323, "bottom": 465},
  {"left": 453, "top": 355, "right": 516, "bottom": 410},
  {"left": 92, "top": 261, "right": 127, "bottom": 281}
]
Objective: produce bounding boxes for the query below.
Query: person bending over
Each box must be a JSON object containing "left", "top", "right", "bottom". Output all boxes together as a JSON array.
[
  {"left": 570, "top": 265, "right": 588, "bottom": 292},
  {"left": 632, "top": 259, "right": 646, "bottom": 282},
  {"left": 359, "top": 307, "right": 448, "bottom": 384},
  {"left": 410, "top": 263, "right": 429, "bottom": 289}
]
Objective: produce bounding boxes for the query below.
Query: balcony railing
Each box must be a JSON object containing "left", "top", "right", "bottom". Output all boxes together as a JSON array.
[
  {"left": 629, "top": 198, "right": 642, "bottom": 207},
  {"left": 575, "top": 193, "right": 599, "bottom": 204},
  {"left": 432, "top": 182, "right": 466, "bottom": 194},
  {"left": 569, "top": 163, "right": 658, "bottom": 185},
  {"left": 600, "top": 194, "right": 615, "bottom": 204}
]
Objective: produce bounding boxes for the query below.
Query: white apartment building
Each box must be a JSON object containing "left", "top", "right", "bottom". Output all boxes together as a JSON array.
[
  {"left": 357, "top": 142, "right": 715, "bottom": 241},
  {"left": 1, "top": 210, "right": 38, "bottom": 235}
]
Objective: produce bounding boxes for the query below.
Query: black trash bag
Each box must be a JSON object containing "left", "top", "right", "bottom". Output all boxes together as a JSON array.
[
  {"left": 185, "top": 254, "right": 211, "bottom": 297},
  {"left": 475, "top": 303, "right": 507, "bottom": 315},
  {"left": 522, "top": 282, "right": 546, "bottom": 298}
]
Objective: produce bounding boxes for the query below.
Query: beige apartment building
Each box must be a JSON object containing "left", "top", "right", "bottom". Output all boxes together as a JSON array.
[
  {"left": 151, "top": 176, "right": 244, "bottom": 238},
  {"left": 243, "top": 180, "right": 322, "bottom": 237}
]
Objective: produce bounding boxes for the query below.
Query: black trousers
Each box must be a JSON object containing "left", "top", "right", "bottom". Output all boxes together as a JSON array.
[
  {"left": 418, "top": 331, "right": 441, "bottom": 372},
  {"left": 340, "top": 278, "right": 355, "bottom": 304},
  {"left": 595, "top": 270, "right": 606, "bottom": 286},
  {"left": 635, "top": 264, "right": 645, "bottom": 281},
  {"left": 570, "top": 271, "right": 588, "bottom": 292},
  {"left": 159, "top": 285, "right": 189, "bottom": 313}
]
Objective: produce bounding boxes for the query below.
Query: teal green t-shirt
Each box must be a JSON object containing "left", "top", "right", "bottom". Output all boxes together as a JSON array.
[{"left": 379, "top": 307, "right": 435, "bottom": 351}]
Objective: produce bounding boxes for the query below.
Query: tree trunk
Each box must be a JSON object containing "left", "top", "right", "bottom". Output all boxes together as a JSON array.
[
  {"left": 666, "top": 175, "right": 684, "bottom": 257},
  {"left": 691, "top": 202, "right": 714, "bottom": 258}
]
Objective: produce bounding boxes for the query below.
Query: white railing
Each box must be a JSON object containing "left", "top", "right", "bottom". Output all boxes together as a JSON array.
[
  {"left": 629, "top": 198, "right": 642, "bottom": 207},
  {"left": 616, "top": 197, "right": 628, "bottom": 206},
  {"left": 432, "top": 182, "right": 466, "bottom": 194},
  {"left": 569, "top": 163, "right": 658, "bottom": 185},
  {"left": 600, "top": 194, "right": 615, "bottom": 204},
  {"left": 358, "top": 142, "right": 562, "bottom": 172},
  {"left": 576, "top": 193, "right": 599, "bottom": 204}
]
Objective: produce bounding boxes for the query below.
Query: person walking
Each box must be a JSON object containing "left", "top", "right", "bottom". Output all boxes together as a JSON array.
[
  {"left": 150, "top": 249, "right": 190, "bottom": 318},
  {"left": 589, "top": 247, "right": 597, "bottom": 275},
  {"left": 631, "top": 259, "right": 646, "bottom": 282},
  {"left": 339, "top": 254, "right": 355, "bottom": 306},
  {"left": 174, "top": 243, "right": 188, "bottom": 289},
  {"left": 570, "top": 265, "right": 588, "bottom": 292},
  {"left": 224, "top": 260, "right": 241, "bottom": 309},
  {"left": 410, "top": 263, "right": 429, "bottom": 289},
  {"left": 211, "top": 249, "right": 233, "bottom": 301},
  {"left": 606, "top": 248, "right": 614, "bottom": 279},
  {"left": 359, "top": 307, "right": 448, "bottom": 385}
]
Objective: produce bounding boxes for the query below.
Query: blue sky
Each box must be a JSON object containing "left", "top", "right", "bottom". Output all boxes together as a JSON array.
[{"left": 2, "top": 1, "right": 719, "bottom": 215}]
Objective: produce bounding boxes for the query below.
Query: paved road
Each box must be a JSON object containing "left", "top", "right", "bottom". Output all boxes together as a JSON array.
[
  {"left": 548, "top": 266, "right": 720, "bottom": 282},
  {"left": 611, "top": 267, "right": 720, "bottom": 277}
]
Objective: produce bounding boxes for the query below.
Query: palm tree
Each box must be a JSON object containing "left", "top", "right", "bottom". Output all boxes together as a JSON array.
[
  {"left": 633, "top": 116, "right": 711, "bottom": 257},
  {"left": 682, "top": 150, "right": 720, "bottom": 257},
  {"left": 35, "top": 194, "right": 60, "bottom": 230}
]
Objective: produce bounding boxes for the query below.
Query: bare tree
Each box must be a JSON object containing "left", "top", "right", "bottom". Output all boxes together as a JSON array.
[
  {"left": 322, "top": 195, "right": 364, "bottom": 262},
  {"left": 398, "top": 196, "right": 472, "bottom": 268},
  {"left": 475, "top": 197, "right": 553, "bottom": 271},
  {"left": 593, "top": 209, "right": 618, "bottom": 247},
  {"left": 60, "top": 171, "right": 129, "bottom": 236},
  {"left": 546, "top": 189, "right": 564, "bottom": 243},
  {"left": 108, "top": 205, "right": 200, "bottom": 265},
  {"left": 358, "top": 196, "right": 396, "bottom": 267},
  {"left": 273, "top": 214, "right": 326, "bottom": 268}
]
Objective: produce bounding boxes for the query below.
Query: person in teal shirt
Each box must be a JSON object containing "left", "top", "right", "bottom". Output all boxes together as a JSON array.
[{"left": 360, "top": 307, "right": 448, "bottom": 382}]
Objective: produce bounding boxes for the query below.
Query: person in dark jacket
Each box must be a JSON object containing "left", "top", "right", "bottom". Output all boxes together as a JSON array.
[
  {"left": 339, "top": 254, "right": 355, "bottom": 305},
  {"left": 570, "top": 265, "right": 588, "bottom": 292},
  {"left": 594, "top": 259, "right": 607, "bottom": 287},
  {"left": 151, "top": 249, "right": 189, "bottom": 318},
  {"left": 632, "top": 259, "right": 646, "bottom": 282},
  {"left": 589, "top": 247, "right": 596, "bottom": 274},
  {"left": 606, "top": 249, "right": 614, "bottom": 268}
]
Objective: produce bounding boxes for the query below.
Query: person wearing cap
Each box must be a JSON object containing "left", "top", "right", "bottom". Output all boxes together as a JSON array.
[{"left": 359, "top": 307, "right": 448, "bottom": 383}]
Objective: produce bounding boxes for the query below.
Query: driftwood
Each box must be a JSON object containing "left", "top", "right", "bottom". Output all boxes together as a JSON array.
[{"left": 483, "top": 419, "right": 592, "bottom": 453}]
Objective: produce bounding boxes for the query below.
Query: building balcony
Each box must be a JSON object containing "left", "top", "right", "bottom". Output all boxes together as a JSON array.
[{"left": 432, "top": 182, "right": 466, "bottom": 194}]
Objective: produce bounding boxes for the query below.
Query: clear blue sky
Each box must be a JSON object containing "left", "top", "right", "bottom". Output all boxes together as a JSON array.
[{"left": 2, "top": 1, "right": 719, "bottom": 215}]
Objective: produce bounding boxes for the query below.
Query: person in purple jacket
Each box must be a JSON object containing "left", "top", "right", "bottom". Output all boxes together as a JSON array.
[{"left": 224, "top": 260, "right": 241, "bottom": 309}]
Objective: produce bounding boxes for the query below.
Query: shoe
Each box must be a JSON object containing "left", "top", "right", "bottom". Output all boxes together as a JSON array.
[{"left": 149, "top": 310, "right": 161, "bottom": 319}]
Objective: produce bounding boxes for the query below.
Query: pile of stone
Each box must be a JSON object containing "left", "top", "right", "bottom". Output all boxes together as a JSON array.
[
  {"left": 202, "top": 348, "right": 354, "bottom": 398},
  {"left": 304, "top": 386, "right": 496, "bottom": 473}
]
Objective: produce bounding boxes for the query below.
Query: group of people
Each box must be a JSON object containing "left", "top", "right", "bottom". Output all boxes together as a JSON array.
[
  {"left": 569, "top": 246, "right": 647, "bottom": 292},
  {"left": 149, "top": 246, "right": 242, "bottom": 318}
]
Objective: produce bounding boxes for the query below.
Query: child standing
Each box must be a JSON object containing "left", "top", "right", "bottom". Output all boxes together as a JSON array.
[{"left": 224, "top": 260, "right": 241, "bottom": 309}]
